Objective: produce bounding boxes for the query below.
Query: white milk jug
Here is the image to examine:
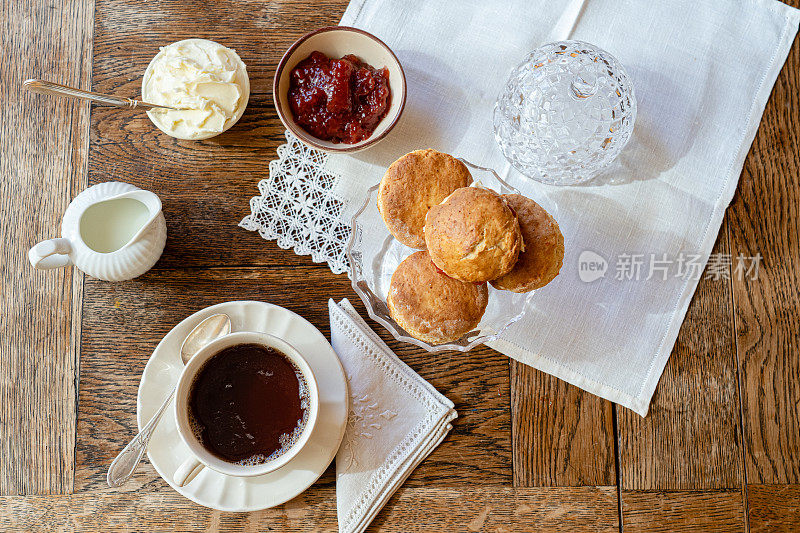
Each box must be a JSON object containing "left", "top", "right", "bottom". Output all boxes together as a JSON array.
[{"left": 29, "top": 182, "right": 167, "bottom": 281}]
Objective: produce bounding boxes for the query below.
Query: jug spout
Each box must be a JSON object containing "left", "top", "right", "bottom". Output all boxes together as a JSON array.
[{"left": 110, "top": 189, "right": 163, "bottom": 247}]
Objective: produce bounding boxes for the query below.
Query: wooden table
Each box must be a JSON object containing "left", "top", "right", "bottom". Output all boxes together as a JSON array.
[{"left": 2, "top": 0, "right": 798, "bottom": 531}]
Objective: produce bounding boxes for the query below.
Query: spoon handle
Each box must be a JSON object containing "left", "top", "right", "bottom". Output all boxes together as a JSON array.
[
  {"left": 23, "top": 79, "right": 173, "bottom": 110},
  {"left": 106, "top": 386, "right": 176, "bottom": 487}
]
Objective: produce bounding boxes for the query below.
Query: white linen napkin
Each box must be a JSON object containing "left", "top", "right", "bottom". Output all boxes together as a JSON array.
[
  {"left": 319, "top": 0, "right": 799, "bottom": 415},
  {"left": 329, "top": 298, "right": 457, "bottom": 533}
]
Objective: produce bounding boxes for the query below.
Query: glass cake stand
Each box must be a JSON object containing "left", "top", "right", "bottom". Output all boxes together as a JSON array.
[{"left": 346, "top": 159, "right": 537, "bottom": 352}]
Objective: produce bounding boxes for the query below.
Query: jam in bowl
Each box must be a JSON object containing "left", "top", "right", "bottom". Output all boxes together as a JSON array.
[
  {"left": 274, "top": 26, "right": 406, "bottom": 153},
  {"left": 289, "top": 51, "right": 391, "bottom": 144}
]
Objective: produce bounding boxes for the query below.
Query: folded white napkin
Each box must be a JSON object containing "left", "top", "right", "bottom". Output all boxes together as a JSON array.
[
  {"left": 329, "top": 299, "right": 457, "bottom": 533},
  {"left": 322, "top": 0, "right": 800, "bottom": 415}
]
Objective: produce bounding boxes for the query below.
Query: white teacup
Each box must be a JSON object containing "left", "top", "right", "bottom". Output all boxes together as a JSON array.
[{"left": 172, "top": 331, "right": 319, "bottom": 487}]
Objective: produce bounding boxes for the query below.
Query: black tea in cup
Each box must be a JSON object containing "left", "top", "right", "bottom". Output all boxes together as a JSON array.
[{"left": 188, "top": 343, "right": 310, "bottom": 465}]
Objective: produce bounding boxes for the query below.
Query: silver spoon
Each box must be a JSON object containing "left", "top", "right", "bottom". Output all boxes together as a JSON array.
[
  {"left": 106, "top": 313, "right": 232, "bottom": 488},
  {"left": 23, "top": 79, "right": 184, "bottom": 111}
]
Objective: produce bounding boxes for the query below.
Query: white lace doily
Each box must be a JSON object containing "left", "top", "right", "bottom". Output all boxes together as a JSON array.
[{"left": 240, "top": 132, "right": 351, "bottom": 275}]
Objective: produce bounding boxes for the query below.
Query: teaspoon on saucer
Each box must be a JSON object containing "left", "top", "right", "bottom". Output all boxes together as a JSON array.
[
  {"left": 106, "top": 313, "right": 232, "bottom": 488},
  {"left": 23, "top": 79, "right": 184, "bottom": 111}
]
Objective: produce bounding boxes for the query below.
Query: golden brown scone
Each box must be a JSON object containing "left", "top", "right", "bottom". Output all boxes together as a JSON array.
[
  {"left": 491, "top": 194, "right": 564, "bottom": 292},
  {"left": 424, "top": 187, "right": 523, "bottom": 282},
  {"left": 377, "top": 149, "right": 472, "bottom": 249},
  {"left": 387, "top": 251, "right": 488, "bottom": 344}
]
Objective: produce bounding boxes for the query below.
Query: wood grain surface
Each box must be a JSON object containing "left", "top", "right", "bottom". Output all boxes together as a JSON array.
[
  {"left": 0, "top": 485, "right": 618, "bottom": 533},
  {"left": 0, "top": 0, "right": 93, "bottom": 495},
  {"left": 728, "top": 23, "right": 800, "bottom": 486},
  {"left": 621, "top": 490, "right": 746, "bottom": 532},
  {"left": 616, "top": 230, "right": 744, "bottom": 491},
  {"left": 747, "top": 484, "right": 800, "bottom": 532},
  {"left": 1, "top": 0, "right": 799, "bottom": 531},
  {"left": 511, "top": 362, "right": 615, "bottom": 487}
]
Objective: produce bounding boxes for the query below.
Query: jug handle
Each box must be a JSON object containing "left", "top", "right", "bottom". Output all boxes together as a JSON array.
[{"left": 29, "top": 238, "right": 72, "bottom": 270}]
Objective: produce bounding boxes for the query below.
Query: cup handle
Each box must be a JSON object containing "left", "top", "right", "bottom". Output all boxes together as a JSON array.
[
  {"left": 29, "top": 238, "right": 72, "bottom": 270},
  {"left": 173, "top": 456, "right": 205, "bottom": 487}
]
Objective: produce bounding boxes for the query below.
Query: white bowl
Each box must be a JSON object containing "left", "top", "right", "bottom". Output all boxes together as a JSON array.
[
  {"left": 273, "top": 26, "right": 406, "bottom": 153},
  {"left": 142, "top": 38, "right": 250, "bottom": 141}
]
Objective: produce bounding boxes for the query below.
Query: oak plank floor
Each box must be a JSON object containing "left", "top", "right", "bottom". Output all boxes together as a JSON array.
[
  {"left": 616, "top": 230, "right": 747, "bottom": 529},
  {"left": 0, "top": 485, "right": 619, "bottom": 533},
  {"left": 511, "top": 362, "right": 615, "bottom": 487},
  {"left": 747, "top": 484, "right": 800, "bottom": 533},
  {"left": 0, "top": 0, "right": 93, "bottom": 495},
  {"left": 728, "top": 13, "right": 800, "bottom": 487},
  {"left": 726, "top": 12, "right": 800, "bottom": 530},
  {"left": 1, "top": 0, "right": 799, "bottom": 531},
  {"left": 617, "top": 229, "right": 744, "bottom": 492},
  {"left": 621, "top": 490, "right": 746, "bottom": 533}
]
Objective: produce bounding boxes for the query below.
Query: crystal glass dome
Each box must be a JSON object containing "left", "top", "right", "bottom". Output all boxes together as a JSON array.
[{"left": 494, "top": 40, "right": 637, "bottom": 185}]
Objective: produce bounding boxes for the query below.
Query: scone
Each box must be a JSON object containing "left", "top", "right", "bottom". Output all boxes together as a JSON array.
[
  {"left": 377, "top": 149, "right": 472, "bottom": 249},
  {"left": 387, "top": 251, "right": 488, "bottom": 344},
  {"left": 490, "top": 194, "right": 564, "bottom": 292},
  {"left": 424, "top": 187, "right": 523, "bottom": 282}
]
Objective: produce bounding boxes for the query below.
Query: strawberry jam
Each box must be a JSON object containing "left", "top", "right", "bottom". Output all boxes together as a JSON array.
[{"left": 288, "top": 51, "right": 391, "bottom": 144}]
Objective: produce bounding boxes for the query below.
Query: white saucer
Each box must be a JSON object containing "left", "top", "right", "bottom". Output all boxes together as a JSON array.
[{"left": 137, "top": 301, "right": 349, "bottom": 512}]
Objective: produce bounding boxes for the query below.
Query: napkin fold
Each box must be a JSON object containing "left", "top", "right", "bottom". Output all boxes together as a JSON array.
[{"left": 329, "top": 299, "right": 457, "bottom": 533}]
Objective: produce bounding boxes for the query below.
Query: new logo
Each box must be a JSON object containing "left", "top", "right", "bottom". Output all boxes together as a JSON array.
[{"left": 578, "top": 250, "right": 608, "bottom": 282}]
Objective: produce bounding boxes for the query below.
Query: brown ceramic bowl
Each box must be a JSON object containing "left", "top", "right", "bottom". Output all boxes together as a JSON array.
[{"left": 273, "top": 26, "right": 407, "bottom": 153}]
